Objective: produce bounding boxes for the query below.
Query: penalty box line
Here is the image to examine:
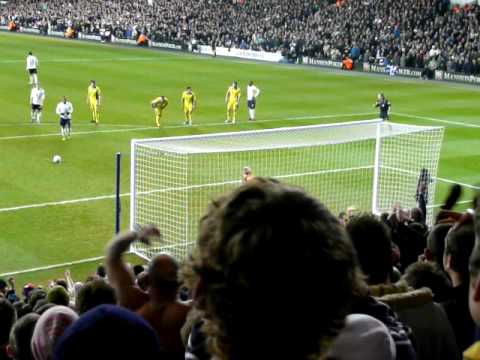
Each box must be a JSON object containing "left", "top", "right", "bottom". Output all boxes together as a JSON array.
[
  {"left": 1, "top": 111, "right": 478, "bottom": 141},
  {"left": 0, "top": 112, "right": 377, "bottom": 141}
]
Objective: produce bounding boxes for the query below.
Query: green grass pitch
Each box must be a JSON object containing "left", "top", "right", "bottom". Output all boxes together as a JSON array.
[{"left": 0, "top": 32, "right": 479, "bottom": 285}]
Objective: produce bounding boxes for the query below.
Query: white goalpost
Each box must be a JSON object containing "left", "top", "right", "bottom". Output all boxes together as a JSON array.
[{"left": 130, "top": 119, "right": 444, "bottom": 261}]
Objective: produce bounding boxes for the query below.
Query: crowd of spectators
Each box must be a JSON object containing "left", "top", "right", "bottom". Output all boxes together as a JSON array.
[
  {"left": 1, "top": 0, "right": 480, "bottom": 74},
  {"left": 0, "top": 177, "right": 479, "bottom": 360}
]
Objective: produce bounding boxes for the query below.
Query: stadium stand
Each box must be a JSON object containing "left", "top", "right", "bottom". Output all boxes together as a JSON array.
[
  {"left": 0, "top": 180, "right": 478, "bottom": 359},
  {"left": 1, "top": 0, "right": 480, "bottom": 74}
]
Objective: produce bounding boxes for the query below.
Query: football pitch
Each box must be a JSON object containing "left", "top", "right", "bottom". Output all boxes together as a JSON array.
[{"left": 0, "top": 32, "right": 479, "bottom": 285}]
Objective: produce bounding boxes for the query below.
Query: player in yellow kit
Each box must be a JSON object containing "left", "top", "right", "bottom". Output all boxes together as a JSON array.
[
  {"left": 87, "top": 80, "right": 101, "bottom": 125},
  {"left": 225, "top": 81, "right": 241, "bottom": 124},
  {"left": 181, "top": 86, "right": 196, "bottom": 125},
  {"left": 151, "top": 96, "right": 169, "bottom": 127}
]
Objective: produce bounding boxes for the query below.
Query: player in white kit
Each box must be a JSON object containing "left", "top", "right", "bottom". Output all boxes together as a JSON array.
[
  {"left": 30, "top": 84, "right": 45, "bottom": 124},
  {"left": 246, "top": 81, "right": 260, "bottom": 121},
  {"left": 56, "top": 97, "right": 74, "bottom": 141},
  {"left": 26, "top": 51, "right": 39, "bottom": 85}
]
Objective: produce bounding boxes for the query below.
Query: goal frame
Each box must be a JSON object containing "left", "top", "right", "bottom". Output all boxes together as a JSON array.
[{"left": 130, "top": 119, "right": 444, "bottom": 260}]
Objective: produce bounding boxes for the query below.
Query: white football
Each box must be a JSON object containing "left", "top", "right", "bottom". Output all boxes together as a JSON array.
[{"left": 52, "top": 155, "right": 62, "bottom": 164}]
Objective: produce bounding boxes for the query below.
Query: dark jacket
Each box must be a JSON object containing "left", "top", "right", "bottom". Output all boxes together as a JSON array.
[{"left": 442, "top": 282, "right": 476, "bottom": 352}]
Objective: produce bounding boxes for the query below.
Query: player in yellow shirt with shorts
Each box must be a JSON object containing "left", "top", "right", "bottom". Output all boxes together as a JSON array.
[
  {"left": 151, "top": 96, "right": 169, "bottom": 127},
  {"left": 87, "top": 80, "right": 101, "bottom": 125},
  {"left": 225, "top": 81, "right": 241, "bottom": 124},
  {"left": 181, "top": 86, "right": 196, "bottom": 125}
]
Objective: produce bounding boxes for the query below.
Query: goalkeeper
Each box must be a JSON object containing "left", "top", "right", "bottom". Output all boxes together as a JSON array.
[{"left": 151, "top": 96, "right": 169, "bottom": 127}]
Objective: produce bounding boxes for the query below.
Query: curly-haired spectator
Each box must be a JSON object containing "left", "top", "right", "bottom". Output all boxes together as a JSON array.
[
  {"left": 193, "top": 177, "right": 363, "bottom": 359},
  {"left": 403, "top": 261, "right": 452, "bottom": 302}
]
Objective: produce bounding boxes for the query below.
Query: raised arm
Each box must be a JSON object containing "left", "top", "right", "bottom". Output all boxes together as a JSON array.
[{"left": 106, "top": 226, "right": 160, "bottom": 309}]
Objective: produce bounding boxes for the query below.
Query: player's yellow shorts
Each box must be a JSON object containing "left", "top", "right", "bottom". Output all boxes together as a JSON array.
[
  {"left": 89, "top": 100, "right": 98, "bottom": 111},
  {"left": 184, "top": 105, "right": 193, "bottom": 114},
  {"left": 227, "top": 101, "right": 238, "bottom": 111}
]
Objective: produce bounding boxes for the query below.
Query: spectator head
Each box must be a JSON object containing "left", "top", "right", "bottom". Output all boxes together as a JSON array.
[
  {"left": 54, "top": 305, "right": 161, "bottom": 360},
  {"left": 425, "top": 223, "right": 452, "bottom": 271},
  {"left": 0, "top": 279, "right": 7, "bottom": 296},
  {"left": 95, "top": 265, "right": 106, "bottom": 279},
  {"left": 31, "top": 306, "right": 78, "bottom": 360},
  {"left": 47, "top": 286, "right": 69, "bottom": 307},
  {"left": 6, "top": 313, "right": 39, "bottom": 360},
  {"left": 403, "top": 261, "right": 451, "bottom": 302},
  {"left": 346, "top": 214, "right": 393, "bottom": 285},
  {"left": 147, "top": 253, "right": 179, "bottom": 297},
  {"left": 22, "top": 284, "right": 35, "bottom": 301},
  {"left": 410, "top": 207, "right": 424, "bottom": 223},
  {"left": 443, "top": 219, "right": 475, "bottom": 286},
  {"left": 28, "top": 289, "right": 46, "bottom": 310},
  {"left": 194, "top": 178, "right": 361, "bottom": 360},
  {"left": 338, "top": 211, "right": 347, "bottom": 226},
  {"left": 75, "top": 280, "right": 116, "bottom": 315},
  {"left": 0, "top": 298, "right": 16, "bottom": 349},
  {"left": 54, "top": 280, "right": 68, "bottom": 292}
]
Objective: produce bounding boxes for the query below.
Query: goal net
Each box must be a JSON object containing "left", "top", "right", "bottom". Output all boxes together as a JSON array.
[{"left": 130, "top": 120, "right": 444, "bottom": 260}]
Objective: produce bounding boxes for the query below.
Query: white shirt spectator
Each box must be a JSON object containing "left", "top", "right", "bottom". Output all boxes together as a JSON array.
[
  {"left": 26, "top": 54, "right": 38, "bottom": 70},
  {"left": 30, "top": 87, "right": 46, "bottom": 106},
  {"left": 56, "top": 101, "right": 74, "bottom": 119},
  {"left": 247, "top": 84, "right": 260, "bottom": 101}
]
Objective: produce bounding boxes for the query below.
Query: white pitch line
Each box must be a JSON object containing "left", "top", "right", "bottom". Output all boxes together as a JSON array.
[
  {"left": 394, "top": 112, "right": 480, "bottom": 128},
  {"left": 430, "top": 199, "right": 473, "bottom": 209},
  {"left": 0, "top": 255, "right": 106, "bottom": 277},
  {"left": 0, "top": 193, "right": 130, "bottom": 213},
  {"left": 0, "top": 112, "right": 377, "bottom": 141},
  {"left": 0, "top": 57, "right": 159, "bottom": 64}
]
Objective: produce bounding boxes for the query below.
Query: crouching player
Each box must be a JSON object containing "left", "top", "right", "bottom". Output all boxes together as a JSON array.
[
  {"left": 56, "top": 96, "right": 73, "bottom": 141},
  {"left": 151, "top": 96, "right": 169, "bottom": 127}
]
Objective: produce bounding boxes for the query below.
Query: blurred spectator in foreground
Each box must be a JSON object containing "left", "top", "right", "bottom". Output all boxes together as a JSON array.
[
  {"left": 193, "top": 177, "right": 365, "bottom": 359},
  {"left": 54, "top": 305, "right": 161, "bottom": 360}
]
